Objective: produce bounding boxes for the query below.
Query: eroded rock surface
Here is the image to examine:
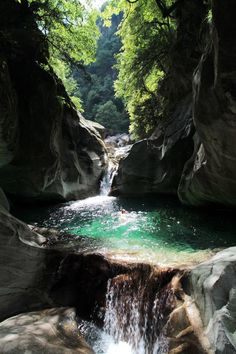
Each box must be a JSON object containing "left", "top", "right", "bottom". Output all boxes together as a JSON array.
[
  {"left": 0, "top": 308, "right": 94, "bottom": 354},
  {"left": 178, "top": 0, "right": 236, "bottom": 206},
  {"left": 111, "top": 96, "right": 194, "bottom": 196},
  {"left": 188, "top": 247, "right": 236, "bottom": 353},
  {"left": 0, "top": 0, "right": 107, "bottom": 202}
]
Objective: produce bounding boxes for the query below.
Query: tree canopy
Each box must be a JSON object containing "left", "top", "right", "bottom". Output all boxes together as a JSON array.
[
  {"left": 102, "top": 0, "right": 177, "bottom": 138},
  {"left": 76, "top": 9, "right": 129, "bottom": 134},
  {"left": 16, "top": 0, "right": 99, "bottom": 110}
]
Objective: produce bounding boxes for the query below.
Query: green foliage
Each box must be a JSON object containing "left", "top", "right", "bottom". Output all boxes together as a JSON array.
[
  {"left": 76, "top": 9, "right": 129, "bottom": 134},
  {"left": 95, "top": 100, "right": 128, "bottom": 133},
  {"left": 50, "top": 57, "right": 83, "bottom": 110},
  {"left": 18, "top": 0, "right": 99, "bottom": 65},
  {"left": 16, "top": 0, "right": 99, "bottom": 109},
  {"left": 103, "top": 0, "right": 176, "bottom": 139}
]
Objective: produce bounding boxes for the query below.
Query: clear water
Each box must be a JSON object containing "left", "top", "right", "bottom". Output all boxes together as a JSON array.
[
  {"left": 13, "top": 195, "right": 236, "bottom": 266},
  {"left": 12, "top": 195, "right": 236, "bottom": 353}
]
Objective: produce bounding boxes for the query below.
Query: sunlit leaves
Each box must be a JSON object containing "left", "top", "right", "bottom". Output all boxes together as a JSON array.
[
  {"left": 31, "top": 0, "right": 99, "bottom": 65},
  {"left": 15, "top": 0, "right": 99, "bottom": 109},
  {"left": 103, "top": 0, "right": 176, "bottom": 139}
]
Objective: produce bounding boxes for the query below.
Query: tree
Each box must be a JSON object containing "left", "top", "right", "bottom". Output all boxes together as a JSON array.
[
  {"left": 103, "top": 0, "right": 208, "bottom": 139},
  {"left": 15, "top": 0, "right": 99, "bottom": 110},
  {"left": 95, "top": 100, "right": 129, "bottom": 134},
  {"left": 102, "top": 0, "right": 177, "bottom": 139},
  {"left": 75, "top": 8, "right": 129, "bottom": 134}
]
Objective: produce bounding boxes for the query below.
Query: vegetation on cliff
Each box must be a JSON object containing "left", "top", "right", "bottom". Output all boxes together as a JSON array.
[
  {"left": 15, "top": 0, "right": 99, "bottom": 110},
  {"left": 76, "top": 9, "right": 129, "bottom": 134},
  {"left": 103, "top": 0, "right": 209, "bottom": 139}
]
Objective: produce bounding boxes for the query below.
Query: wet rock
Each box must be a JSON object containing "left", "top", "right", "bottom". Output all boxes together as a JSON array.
[
  {"left": 0, "top": 308, "right": 94, "bottom": 354},
  {"left": 111, "top": 96, "right": 194, "bottom": 196},
  {"left": 178, "top": 0, "right": 236, "bottom": 206},
  {"left": 0, "top": 192, "right": 129, "bottom": 322},
  {"left": 188, "top": 247, "right": 236, "bottom": 353}
]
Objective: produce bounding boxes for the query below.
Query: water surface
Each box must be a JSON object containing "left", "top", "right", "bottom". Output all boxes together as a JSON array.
[{"left": 13, "top": 195, "right": 236, "bottom": 266}]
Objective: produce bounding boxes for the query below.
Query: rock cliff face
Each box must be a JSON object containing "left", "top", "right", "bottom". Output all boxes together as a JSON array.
[
  {"left": 0, "top": 0, "right": 106, "bottom": 202},
  {"left": 112, "top": 0, "right": 236, "bottom": 207},
  {"left": 188, "top": 247, "right": 236, "bottom": 353},
  {"left": 178, "top": 0, "right": 236, "bottom": 206},
  {"left": 111, "top": 0, "right": 206, "bottom": 199}
]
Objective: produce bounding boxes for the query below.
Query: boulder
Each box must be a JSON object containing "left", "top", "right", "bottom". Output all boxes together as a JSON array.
[
  {"left": 111, "top": 96, "right": 194, "bottom": 196},
  {"left": 83, "top": 117, "right": 106, "bottom": 139},
  {"left": 0, "top": 60, "right": 107, "bottom": 202},
  {"left": 0, "top": 308, "right": 94, "bottom": 354},
  {"left": 178, "top": 0, "right": 236, "bottom": 206},
  {"left": 188, "top": 247, "right": 236, "bottom": 353}
]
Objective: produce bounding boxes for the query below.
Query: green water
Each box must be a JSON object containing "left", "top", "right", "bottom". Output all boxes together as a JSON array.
[{"left": 13, "top": 196, "right": 236, "bottom": 266}]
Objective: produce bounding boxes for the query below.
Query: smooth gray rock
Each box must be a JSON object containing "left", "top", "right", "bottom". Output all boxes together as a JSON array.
[
  {"left": 189, "top": 247, "right": 236, "bottom": 353},
  {"left": 111, "top": 96, "right": 194, "bottom": 196},
  {"left": 178, "top": 0, "right": 236, "bottom": 206},
  {"left": 0, "top": 307, "right": 94, "bottom": 354}
]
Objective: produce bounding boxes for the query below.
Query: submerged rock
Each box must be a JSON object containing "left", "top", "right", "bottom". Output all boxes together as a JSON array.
[
  {"left": 111, "top": 96, "right": 194, "bottom": 196},
  {"left": 0, "top": 308, "right": 94, "bottom": 354}
]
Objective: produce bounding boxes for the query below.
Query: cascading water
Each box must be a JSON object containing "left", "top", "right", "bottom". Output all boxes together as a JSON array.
[
  {"left": 100, "top": 162, "right": 117, "bottom": 196},
  {"left": 103, "top": 267, "right": 177, "bottom": 354},
  {"left": 100, "top": 140, "right": 132, "bottom": 196}
]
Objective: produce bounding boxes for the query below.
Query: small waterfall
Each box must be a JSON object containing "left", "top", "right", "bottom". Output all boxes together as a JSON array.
[
  {"left": 100, "top": 137, "right": 132, "bottom": 196},
  {"left": 104, "top": 266, "right": 177, "bottom": 354},
  {"left": 100, "top": 162, "right": 117, "bottom": 196}
]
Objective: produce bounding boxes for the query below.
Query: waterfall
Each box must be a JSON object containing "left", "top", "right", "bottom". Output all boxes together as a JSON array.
[
  {"left": 104, "top": 266, "right": 177, "bottom": 354},
  {"left": 100, "top": 163, "right": 117, "bottom": 196},
  {"left": 100, "top": 140, "right": 132, "bottom": 196}
]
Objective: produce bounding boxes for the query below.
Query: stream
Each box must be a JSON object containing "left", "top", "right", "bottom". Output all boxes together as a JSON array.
[{"left": 12, "top": 165, "right": 236, "bottom": 354}]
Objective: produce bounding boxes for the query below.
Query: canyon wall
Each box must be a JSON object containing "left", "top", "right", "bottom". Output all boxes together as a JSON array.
[
  {"left": 112, "top": 0, "right": 236, "bottom": 207},
  {"left": 0, "top": 0, "right": 107, "bottom": 202}
]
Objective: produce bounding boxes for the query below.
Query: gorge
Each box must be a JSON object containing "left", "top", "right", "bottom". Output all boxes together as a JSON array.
[{"left": 0, "top": 0, "right": 236, "bottom": 353}]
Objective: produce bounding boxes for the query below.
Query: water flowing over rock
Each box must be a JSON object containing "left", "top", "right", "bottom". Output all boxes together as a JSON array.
[
  {"left": 178, "top": 0, "right": 236, "bottom": 206},
  {"left": 104, "top": 267, "right": 175, "bottom": 353},
  {"left": 0, "top": 0, "right": 107, "bottom": 202},
  {"left": 103, "top": 265, "right": 209, "bottom": 354}
]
